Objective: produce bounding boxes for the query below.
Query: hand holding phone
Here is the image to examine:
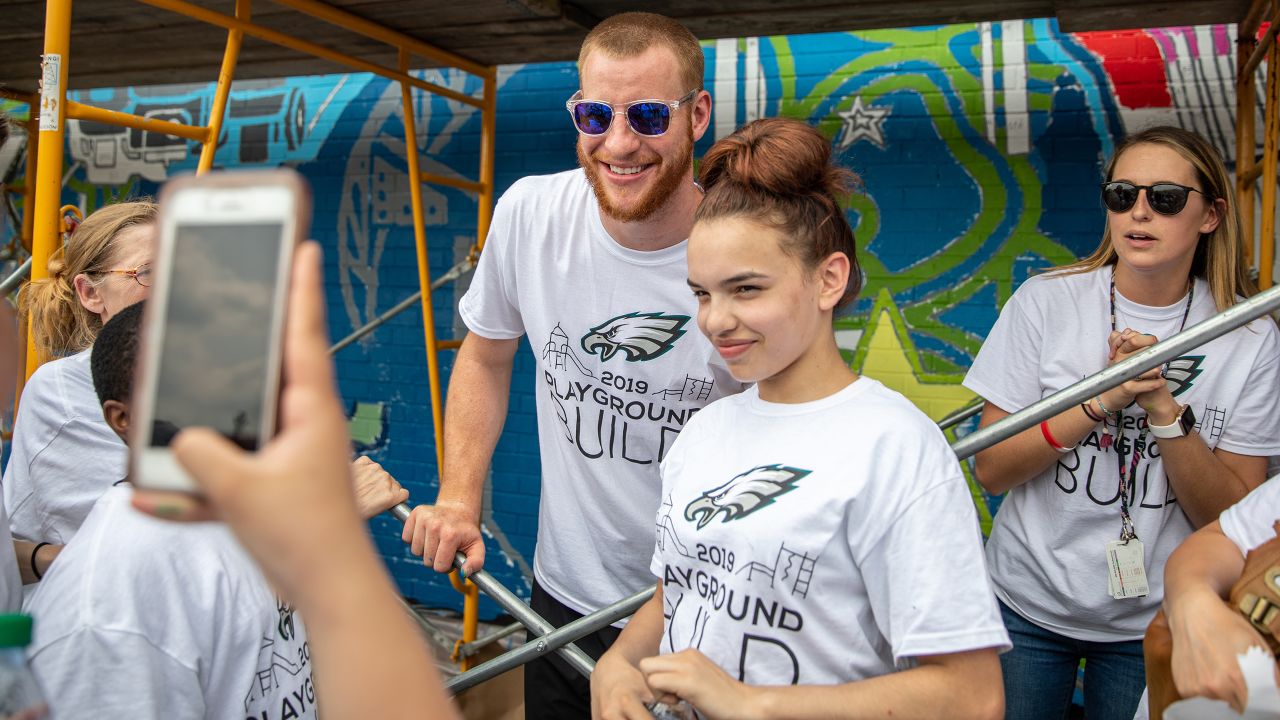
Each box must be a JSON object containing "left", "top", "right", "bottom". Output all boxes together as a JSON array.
[{"left": 130, "top": 169, "right": 310, "bottom": 493}]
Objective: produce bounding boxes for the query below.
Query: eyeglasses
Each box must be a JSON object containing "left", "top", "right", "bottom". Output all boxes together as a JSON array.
[
  {"left": 102, "top": 263, "right": 153, "bottom": 288},
  {"left": 566, "top": 89, "right": 699, "bottom": 137},
  {"left": 1100, "top": 181, "right": 1213, "bottom": 216}
]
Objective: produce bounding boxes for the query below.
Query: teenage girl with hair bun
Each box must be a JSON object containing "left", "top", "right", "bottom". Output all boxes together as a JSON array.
[
  {"left": 591, "top": 117, "right": 1008, "bottom": 720},
  {"left": 964, "top": 125, "right": 1280, "bottom": 719},
  {"left": 5, "top": 201, "right": 156, "bottom": 565}
]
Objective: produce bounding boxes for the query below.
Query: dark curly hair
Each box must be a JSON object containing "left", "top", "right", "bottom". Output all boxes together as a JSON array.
[{"left": 91, "top": 300, "right": 145, "bottom": 406}]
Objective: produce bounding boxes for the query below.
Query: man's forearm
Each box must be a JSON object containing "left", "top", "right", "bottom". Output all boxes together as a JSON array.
[{"left": 438, "top": 334, "right": 517, "bottom": 511}]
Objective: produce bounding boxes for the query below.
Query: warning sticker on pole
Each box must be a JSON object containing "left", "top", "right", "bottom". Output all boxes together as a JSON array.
[{"left": 39, "top": 54, "right": 61, "bottom": 132}]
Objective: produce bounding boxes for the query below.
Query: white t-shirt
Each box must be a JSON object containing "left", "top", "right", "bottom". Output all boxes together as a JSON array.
[
  {"left": 458, "top": 169, "right": 743, "bottom": 615},
  {"left": 0, "top": 498, "right": 19, "bottom": 612},
  {"left": 1221, "top": 476, "right": 1280, "bottom": 555},
  {"left": 4, "top": 347, "right": 126, "bottom": 544},
  {"left": 964, "top": 266, "right": 1280, "bottom": 641},
  {"left": 26, "top": 486, "right": 316, "bottom": 720},
  {"left": 652, "top": 379, "right": 1010, "bottom": 684}
]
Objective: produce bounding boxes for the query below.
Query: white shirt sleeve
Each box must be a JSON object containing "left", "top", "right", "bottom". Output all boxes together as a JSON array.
[
  {"left": 1215, "top": 325, "right": 1280, "bottom": 456},
  {"left": 32, "top": 627, "right": 204, "bottom": 719},
  {"left": 855, "top": 439, "right": 1011, "bottom": 663},
  {"left": 457, "top": 182, "right": 526, "bottom": 340},
  {"left": 962, "top": 285, "right": 1045, "bottom": 413},
  {"left": 1220, "top": 477, "right": 1280, "bottom": 556},
  {"left": 0, "top": 499, "right": 19, "bottom": 613}
]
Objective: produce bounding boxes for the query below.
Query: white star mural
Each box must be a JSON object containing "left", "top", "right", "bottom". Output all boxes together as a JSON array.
[{"left": 836, "top": 95, "right": 891, "bottom": 150}]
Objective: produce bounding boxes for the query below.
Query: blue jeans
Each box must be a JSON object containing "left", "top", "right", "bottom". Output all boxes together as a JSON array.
[{"left": 999, "top": 601, "right": 1146, "bottom": 720}]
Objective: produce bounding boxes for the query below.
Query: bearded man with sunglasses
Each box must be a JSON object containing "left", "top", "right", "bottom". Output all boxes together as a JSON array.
[{"left": 402, "top": 13, "right": 743, "bottom": 719}]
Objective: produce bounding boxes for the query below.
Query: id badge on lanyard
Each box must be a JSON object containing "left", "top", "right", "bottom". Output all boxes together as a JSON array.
[
  {"left": 1105, "top": 409, "right": 1149, "bottom": 600},
  {"left": 1107, "top": 539, "right": 1149, "bottom": 599},
  {"left": 1098, "top": 275, "right": 1186, "bottom": 601}
]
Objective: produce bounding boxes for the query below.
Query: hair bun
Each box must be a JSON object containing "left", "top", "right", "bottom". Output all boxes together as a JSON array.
[
  {"left": 699, "top": 118, "right": 855, "bottom": 201},
  {"left": 45, "top": 252, "right": 68, "bottom": 280}
]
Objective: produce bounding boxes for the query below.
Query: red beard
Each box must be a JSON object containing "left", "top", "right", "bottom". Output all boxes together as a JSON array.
[{"left": 578, "top": 123, "right": 694, "bottom": 223}]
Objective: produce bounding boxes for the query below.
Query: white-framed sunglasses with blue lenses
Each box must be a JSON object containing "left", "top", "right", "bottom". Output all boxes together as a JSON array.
[{"left": 566, "top": 89, "right": 699, "bottom": 137}]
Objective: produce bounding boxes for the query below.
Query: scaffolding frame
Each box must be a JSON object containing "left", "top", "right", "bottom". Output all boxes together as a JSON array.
[
  {"left": 24, "top": 0, "right": 498, "bottom": 670},
  {"left": 1239, "top": 0, "right": 1280, "bottom": 287},
  {"left": 12, "top": 0, "right": 1280, "bottom": 700}
]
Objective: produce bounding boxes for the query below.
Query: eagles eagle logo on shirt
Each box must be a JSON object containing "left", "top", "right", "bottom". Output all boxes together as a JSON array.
[
  {"left": 685, "top": 464, "right": 811, "bottom": 529},
  {"left": 1162, "top": 355, "right": 1204, "bottom": 398},
  {"left": 581, "top": 312, "right": 689, "bottom": 362}
]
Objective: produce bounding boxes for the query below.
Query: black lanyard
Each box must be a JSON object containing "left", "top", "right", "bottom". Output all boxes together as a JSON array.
[{"left": 1106, "top": 273, "right": 1193, "bottom": 540}]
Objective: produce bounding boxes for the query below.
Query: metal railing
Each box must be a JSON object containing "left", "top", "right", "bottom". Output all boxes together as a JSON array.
[
  {"left": 0, "top": 258, "right": 32, "bottom": 296},
  {"left": 391, "top": 280, "right": 1280, "bottom": 694},
  {"left": 937, "top": 398, "right": 983, "bottom": 431},
  {"left": 328, "top": 257, "right": 475, "bottom": 355}
]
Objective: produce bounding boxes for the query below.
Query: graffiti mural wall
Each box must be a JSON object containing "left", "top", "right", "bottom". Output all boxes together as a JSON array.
[{"left": 0, "top": 19, "right": 1268, "bottom": 613}]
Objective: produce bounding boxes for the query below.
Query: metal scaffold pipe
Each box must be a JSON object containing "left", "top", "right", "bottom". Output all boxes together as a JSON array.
[
  {"left": 445, "top": 582, "right": 654, "bottom": 693},
  {"left": 937, "top": 399, "right": 983, "bottom": 431},
  {"left": 328, "top": 258, "right": 474, "bottom": 355},
  {"left": 388, "top": 503, "right": 599, "bottom": 680},
  {"left": 0, "top": 258, "right": 33, "bottom": 296},
  {"left": 951, "top": 283, "right": 1280, "bottom": 460}
]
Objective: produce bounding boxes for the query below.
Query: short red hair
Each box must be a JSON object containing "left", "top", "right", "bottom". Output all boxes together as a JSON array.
[{"left": 578, "top": 12, "right": 704, "bottom": 92}]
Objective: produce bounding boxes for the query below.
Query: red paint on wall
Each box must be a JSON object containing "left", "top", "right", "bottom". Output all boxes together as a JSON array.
[{"left": 1074, "top": 30, "right": 1172, "bottom": 109}]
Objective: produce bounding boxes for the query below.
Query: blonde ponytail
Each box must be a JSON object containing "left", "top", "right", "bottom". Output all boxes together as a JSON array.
[{"left": 19, "top": 200, "right": 156, "bottom": 357}]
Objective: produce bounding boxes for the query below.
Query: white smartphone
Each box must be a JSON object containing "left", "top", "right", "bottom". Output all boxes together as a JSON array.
[{"left": 129, "top": 169, "right": 310, "bottom": 493}]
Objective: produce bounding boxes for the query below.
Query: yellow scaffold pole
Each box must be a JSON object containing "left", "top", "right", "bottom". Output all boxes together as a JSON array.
[
  {"left": 198, "top": 0, "right": 249, "bottom": 174},
  {"left": 27, "top": 0, "right": 72, "bottom": 378},
  {"left": 1238, "top": 10, "right": 1260, "bottom": 267},
  {"left": 1258, "top": 1, "right": 1280, "bottom": 289},
  {"left": 397, "top": 48, "right": 481, "bottom": 671}
]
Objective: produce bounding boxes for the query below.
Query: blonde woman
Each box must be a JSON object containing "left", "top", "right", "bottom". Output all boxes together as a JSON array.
[
  {"left": 964, "top": 125, "right": 1280, "bottom": 719},
  {"left": 6, "top": 201, "right": 156, "bottom": 562}
]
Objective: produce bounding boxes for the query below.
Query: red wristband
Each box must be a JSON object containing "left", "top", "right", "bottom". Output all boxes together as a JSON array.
[{"left": 1040, "top": 421, "right": 1072, "bottom": 453}]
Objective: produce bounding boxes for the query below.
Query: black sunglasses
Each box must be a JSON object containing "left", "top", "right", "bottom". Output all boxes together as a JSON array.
[
  {"left": 1100, "top": 181, "right": 1213, "bottom": 216},
  {"left": 566, "top": 89, "right": 698, "bottom": 137}
]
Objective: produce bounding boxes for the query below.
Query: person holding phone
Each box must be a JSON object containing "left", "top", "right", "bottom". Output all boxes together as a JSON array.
[
  {"left": 962, "top": 125, "right": 1280, "bottom": 719},
  {"left": 591, "top": 117, "right": 1008, "bottom": 720},
  {"left": 25, "top": 301, "right": 320, "bottom": 719},
  {"left": 401, "top": 13, "right": 743, "bottom": 718},
  {"left": 132, "top": 242, "right": 461, "bottom": 720}
]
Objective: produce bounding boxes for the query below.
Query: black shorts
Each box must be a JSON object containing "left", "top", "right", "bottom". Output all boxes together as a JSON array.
[{"left": 524, "top": 579, "right": 623, "bottom": 720}]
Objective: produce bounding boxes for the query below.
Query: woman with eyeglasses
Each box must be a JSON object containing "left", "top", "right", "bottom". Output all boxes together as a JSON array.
[
  {"left": 963, "top": 125, "right": 1280, "bottom": 719},
  {"left": 4, "top": 200, "right": 157, "bottom": 586}
]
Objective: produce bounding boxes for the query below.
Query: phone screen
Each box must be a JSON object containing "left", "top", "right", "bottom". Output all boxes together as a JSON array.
[{"left": 150, "top": 222, "right": 284, "bottom": 451}]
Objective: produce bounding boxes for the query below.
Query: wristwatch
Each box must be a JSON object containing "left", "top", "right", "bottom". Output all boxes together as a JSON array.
[{"left": 1148, "top": 404, "right": 1197, "bottom": 439}]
